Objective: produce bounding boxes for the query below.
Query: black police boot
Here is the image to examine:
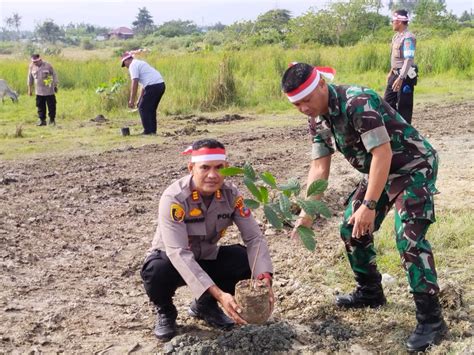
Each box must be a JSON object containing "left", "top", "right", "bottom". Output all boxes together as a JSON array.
[
  {"left": 49, "top": 119, "right": 56, "bottom": 125},
  {"left": 154, "top": 304, "right": 177, "bottom": 341},
  {"left": 335, "top": 272, "right": 387, "bottom": 309},
  {"left": 36, "top": 119, "right": 46, "bottom": 126},
  {"left": 188, "top": 293, "right": 234, "bottom": 330},
  {"left": 406, "top": 293, "right": 447, "bottom": 352}
]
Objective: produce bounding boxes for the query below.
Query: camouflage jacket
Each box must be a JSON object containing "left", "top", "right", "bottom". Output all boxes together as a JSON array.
[{"left": 310, "top": 84, "right": 438, "bottom": 198}]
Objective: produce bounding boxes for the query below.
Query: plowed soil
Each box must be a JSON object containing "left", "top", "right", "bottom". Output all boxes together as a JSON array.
[{"left": 1, "top": 102, "right": 473, "bottom": 353}]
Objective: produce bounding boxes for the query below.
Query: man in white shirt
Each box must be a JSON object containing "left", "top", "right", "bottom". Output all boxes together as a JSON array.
[{"left": 121, "top": 52, "right": 166, "bottom": 135}]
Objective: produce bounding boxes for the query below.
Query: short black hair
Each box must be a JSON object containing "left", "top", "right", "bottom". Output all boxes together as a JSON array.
[
  {"left": 281, "top": 63, "right": 314, "bottom": 93},
  {"left": 192, "top": 138, "right": 225, "bottom": 151},
  {"left": 31, "top": 54, "right": 40, "bottom": 60},
  {"left": 394, "top": 9, "right": 409, "bottom": 25}
]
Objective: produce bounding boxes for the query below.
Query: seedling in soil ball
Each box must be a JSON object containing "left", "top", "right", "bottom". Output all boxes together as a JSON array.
[{"left": 220, "top": 162, "right": 330, "bottom": 251}]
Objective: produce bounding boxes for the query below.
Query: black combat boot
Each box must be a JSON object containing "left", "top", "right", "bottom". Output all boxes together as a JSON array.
[
  {"left": 154, "top": 304, "right": 177, "bottom": 341},
  {"left": 335, "top": 272, "right": 387, "bottom": 309},
  {"left": 406, "top": 293, "right": 447, "bottom": 352},
  {"left": 49, "top": 119, "right": 56, "bottom": 125},
  {"left": 36, "top": 119, "right": 46, "bottom": 126},
  {"left": 188, "top": 293, "right": 234, "bottom": 330}
]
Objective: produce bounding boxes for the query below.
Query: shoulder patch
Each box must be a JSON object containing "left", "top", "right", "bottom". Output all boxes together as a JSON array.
[{"left": 170, "top": 203, "right": 185, "bottom": 222}]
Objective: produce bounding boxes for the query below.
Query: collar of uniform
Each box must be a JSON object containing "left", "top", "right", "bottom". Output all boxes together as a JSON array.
[
  {"left": 325, "top": 84, "right": 340, "bottom": 118},
  {"left": 189, "top": 188, "right": 224, "bottom": 203}
]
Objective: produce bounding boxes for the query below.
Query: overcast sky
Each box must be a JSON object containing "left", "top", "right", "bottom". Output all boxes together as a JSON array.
[{"left": 1, "top": 0, "right": 471, "bottom": 31}]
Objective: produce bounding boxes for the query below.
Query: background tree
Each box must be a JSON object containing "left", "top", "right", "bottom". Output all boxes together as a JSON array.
[
  {"left": 388, "top": 0, "right": 419, "bottom": 13},
  {"left": 458, "top": 10, "right": 472, "bottom": 23},
  {"left": 35, "top": 19, "right": 64, "bottom": 43},
  {"left": 413, "top": 0, "right": 457, "bottom": 29},
  {"left": 156, "top": 20, "right": 200, "bottom": 37},
  {"left": 132, "top": 7, "right": 155, "bottom": 35},
  {"left": 255, "top": 9, "right": 292, "bottom": 34},
  {"left": 4, "top": 13, "right": 22, "bottom": 40}
]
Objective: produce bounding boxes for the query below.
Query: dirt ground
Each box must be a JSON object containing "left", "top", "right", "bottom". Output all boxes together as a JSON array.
[{"left": 1, "top": 102, "right": 473, "bottom": 353}]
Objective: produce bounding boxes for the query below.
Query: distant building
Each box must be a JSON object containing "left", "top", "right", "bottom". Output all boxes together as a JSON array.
[{"left": 108, "top": 27, "right": 134, "bottom": 40}]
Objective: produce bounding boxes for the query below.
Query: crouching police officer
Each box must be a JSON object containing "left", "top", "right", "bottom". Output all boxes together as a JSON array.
[{"left": 141, "top": 139, "right": 274, "bottom": 341}]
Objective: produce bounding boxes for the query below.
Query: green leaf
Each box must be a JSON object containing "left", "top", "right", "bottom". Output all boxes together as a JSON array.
[
  {"left": 244, "top": 176, "right": 262, "bottom": 201},
  {"left": 219, "top": 167, "right": 244, "bottom": 176},
  {"left": 260, "top": 172, "right": 277, "bottom": 188},
  {"left": 264, "top": 204, "right": 283, "bottom": 229},
  {"left": 297, "top": 226, "right": 316, "bottom": 251},
  {"left": 260, "top": 186, "right": 269, "bottom": 204},
  {"left": 243, "top": 162, "right": 256, "bottom": 181},
  {"left": 243, "top": 199, "right": 260, "bottom": 209},
  {"left": 278, "top": 178, "right": 300, "bottom": 196},
  {"left": 278, "top": 193, "right": 293, "bottom": 220},
  {"left": 297, "top": 199, "right": 332, "bottom": 218},
  {"left": 306, "top": 179, "right": 328, "bottom": 197}
]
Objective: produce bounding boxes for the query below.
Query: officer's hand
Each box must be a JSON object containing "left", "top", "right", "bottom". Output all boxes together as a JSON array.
[
  {"left": 290, "top": 215, "right": 313, "bottom": 241},
  {"left": 218, "top": 292, "right": 248, "bottom": 325},
  {"left": 54, "top": 86, "right": 58, "bottom": 93},
  {"left": 392, "top": 77, "right": 403, "bottom": 92},
  {"left": 348, "top": 205, "right": 375, "bottom": 239},
  {"left": 128, "top": 100, "right": 135, "bottom": 109}
]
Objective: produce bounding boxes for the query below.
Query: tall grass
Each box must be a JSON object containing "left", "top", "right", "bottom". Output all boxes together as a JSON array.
[{"left": 0, "top": 31, "right": 472, "bottom": 115}]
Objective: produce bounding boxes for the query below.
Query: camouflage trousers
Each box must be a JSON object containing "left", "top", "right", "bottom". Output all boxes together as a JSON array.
[{"left": 340, "top": 176, "right": 440, "bottom": 295}]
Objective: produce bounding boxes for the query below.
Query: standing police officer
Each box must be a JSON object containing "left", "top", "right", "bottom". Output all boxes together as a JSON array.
[
  {"left": 281, "top": 63, "right": 446, "bottom": 352},
  {"left": 384, "top": 9, "right": 418, "bottom": 124},
  {"left": 27, "top": 54, "right": 58, "bottom": 126},
  {"left": 141, "top": 139, "right": 274, "bottom": 341}
]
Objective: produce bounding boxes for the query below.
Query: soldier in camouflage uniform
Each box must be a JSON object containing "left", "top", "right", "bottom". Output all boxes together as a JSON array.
[
  {"left": 281, "top": 63, "right": 446, "bottom": 352},
  {"left": 384, "top": 9, "right": 418, "bottom": 124}
]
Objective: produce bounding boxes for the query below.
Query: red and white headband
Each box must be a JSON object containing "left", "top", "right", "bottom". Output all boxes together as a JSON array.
[
  {"left": 286, "top": 65, "right": 336, "bottom": 103},
  {"left": 182, "top": 146, "right": 227, "bottom": 162},
  {"left": 392, "top": 14, "right": 409, "bottom": 22}
]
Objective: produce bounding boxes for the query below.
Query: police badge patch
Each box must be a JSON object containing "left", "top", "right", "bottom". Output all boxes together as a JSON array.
[
  {"left": 189, "top": 208, "right": 202, "bottom": 217},
  {"left": 170, "top": 203, "right": 185, "bottom": 222}
]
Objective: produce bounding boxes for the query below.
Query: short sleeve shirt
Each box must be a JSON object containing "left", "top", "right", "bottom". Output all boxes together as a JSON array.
[
  {"left": 310, "top": 84, "right": 437, "bottom": 196},
  {"left": 128, "top": 59, "right": 164, "bottom": 87}
]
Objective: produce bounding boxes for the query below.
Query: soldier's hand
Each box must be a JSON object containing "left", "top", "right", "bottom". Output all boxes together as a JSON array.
[
  {"left": 348, "top": 205, "right": 375, "bottom": 239},
  {"left": 290, "top": 215, "right": 313, "bottom": 241},
  {"left": 218, "top": 292, "right": 248, "bottom": 325},
  {"left": 128, "top": 100, "right": 135, "bottom": 109}
]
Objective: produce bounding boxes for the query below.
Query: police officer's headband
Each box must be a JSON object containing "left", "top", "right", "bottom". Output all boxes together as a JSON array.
[
  {"left": 182, "top": 146, "right": 226, "bottom": 163},
  {"left": 392, "top": 14, "right": 409, "bottom": 22},
  {"left": 286, "top": 64, "right": 336, "bottom": 103}
]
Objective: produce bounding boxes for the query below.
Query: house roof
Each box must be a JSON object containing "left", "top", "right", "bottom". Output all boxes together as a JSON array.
[{"left": 109, "top": 27, "right": 134, "bottom": 35}]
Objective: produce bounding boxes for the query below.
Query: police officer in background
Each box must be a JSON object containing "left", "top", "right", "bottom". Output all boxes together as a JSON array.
[
  {"left": 281, "top": 63, "right": 446, "bottom": 352},
  {"left": 27, "top": 54, "right": 58, "bottom": 126},
  {"left": 384, "top": 9, "right": 418, "bottom": 124},
  {"left": 141, "top": 139, "right": 274, "bottom": 341}
]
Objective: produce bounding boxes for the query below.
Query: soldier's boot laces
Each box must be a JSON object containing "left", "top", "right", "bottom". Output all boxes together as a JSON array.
[
  {"left": 188, "top": 296, "right": 234, "bottom": 330},
  {"left": 406, "top": 293, "right": 447, "bottom": 352},
  {"left": 154, "top": 305, "right": 177, "bottom": 341},
  {"left": 335, "top": 272, "right": 386, "bottom": 309}
]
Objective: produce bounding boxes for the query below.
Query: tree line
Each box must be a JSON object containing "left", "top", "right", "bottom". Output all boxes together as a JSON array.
[{"left": 1, "top": 0, "right": 472, "bottom": 49}]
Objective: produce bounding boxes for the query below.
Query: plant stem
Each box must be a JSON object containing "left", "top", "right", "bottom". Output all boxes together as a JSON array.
[{"left": 249, "top": 240, "right": 262, "bottom": 290}]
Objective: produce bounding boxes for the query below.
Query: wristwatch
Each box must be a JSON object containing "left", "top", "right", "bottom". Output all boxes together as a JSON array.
[{"left": 362, "top": 199, "right": 377, "bottom": 210}]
